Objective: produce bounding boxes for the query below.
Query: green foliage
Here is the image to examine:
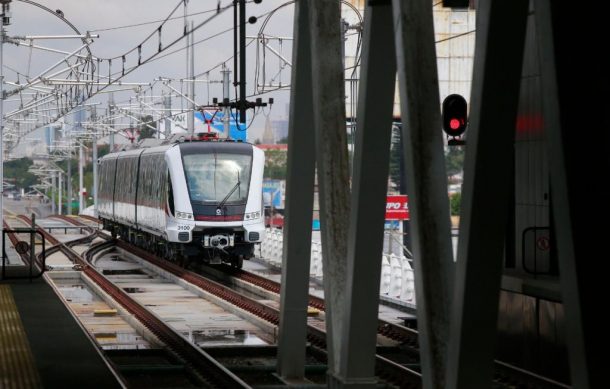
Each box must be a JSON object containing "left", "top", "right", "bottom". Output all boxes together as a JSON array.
[
  {"left": 4, "top": 158, "right": 37, "bottom": 190},
  {"left": 445, "top": 146, "right": 465, "bottom": 179},
  {"left": 264, "top": 149, "right": 287, "bottom": 179},
  {"left": 450, "top": 192, "right": 461, "bottom": 216},
  {"left": 137, "top": 115, "right": 157, "bottom": 140}
]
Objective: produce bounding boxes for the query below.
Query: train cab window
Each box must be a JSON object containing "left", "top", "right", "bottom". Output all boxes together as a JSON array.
[
  {"left": 183, "top": 153, "right": 252, "bottom": 204},
  {"left": 167, "top": 174, "right": 175, "bottom": 216}
]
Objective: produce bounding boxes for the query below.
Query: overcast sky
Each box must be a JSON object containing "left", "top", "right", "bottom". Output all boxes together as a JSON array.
[{"left": 4, "top": 0, "right": 299, "bottom": 143}]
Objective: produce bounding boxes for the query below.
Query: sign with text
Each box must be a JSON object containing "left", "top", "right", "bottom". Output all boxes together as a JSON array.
[{"left": 386, "top": 195, "right": 409, "bottom": 221}]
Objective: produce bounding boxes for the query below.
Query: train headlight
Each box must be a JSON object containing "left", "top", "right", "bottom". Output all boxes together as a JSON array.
[
  {"left": 244, "top": 211, "right": 261, "bottom": 220},
  {"left": 176, "top": 211, "right": 193, "bottom": 220}
]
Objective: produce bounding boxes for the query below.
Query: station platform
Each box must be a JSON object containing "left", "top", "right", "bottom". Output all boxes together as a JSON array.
[{"left": 0, "top": 273, "right": 122, "bottom": 388}]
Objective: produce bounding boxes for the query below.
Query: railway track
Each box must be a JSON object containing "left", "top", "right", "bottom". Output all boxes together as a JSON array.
[
  {"left": 60, "top": 214, "right": 568, "bottom": 388},
  {"left": 97, "top": 230, "right": 422, "bottom": 388},
  {"left": 22, "top": 215, "right": 250, "bottom": 388}
]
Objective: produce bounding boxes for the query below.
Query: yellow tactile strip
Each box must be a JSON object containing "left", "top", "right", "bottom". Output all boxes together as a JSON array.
[{"left": 0, "top": 285, "right": 42, "bottom": 389}]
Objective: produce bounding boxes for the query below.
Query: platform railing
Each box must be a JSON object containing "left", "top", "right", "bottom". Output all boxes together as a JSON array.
[{"left": 1, "top": 214, "right": 46, "bottom": 281}]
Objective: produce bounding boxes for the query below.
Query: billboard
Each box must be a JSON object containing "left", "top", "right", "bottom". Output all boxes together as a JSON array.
[
  {"left": 385, "top": 195, "right": 409, "bottom": 220},
  {"left": 263, "top": 179, "right": 284, "bottom": 208},
  {"left": 170, "top": 110, "right": 247, "bottom": 141}
]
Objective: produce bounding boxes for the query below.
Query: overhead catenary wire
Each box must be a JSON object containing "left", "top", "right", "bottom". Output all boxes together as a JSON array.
[
  {"left": 88, "top": 7, "right": 221, "bottom": 33},
  {"left": 4, "top": 0, "right": 234, "bottom": 138}
]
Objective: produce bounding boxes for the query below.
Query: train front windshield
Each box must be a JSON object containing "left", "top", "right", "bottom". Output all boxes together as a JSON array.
[{"left": 183, "top": 153, "right": 252, "bottom": 204}]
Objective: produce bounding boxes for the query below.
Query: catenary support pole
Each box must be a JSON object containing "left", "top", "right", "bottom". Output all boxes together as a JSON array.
[
  {"left": 92, "top": 133, "right": 97, "bottom": 216},
  {"left": 51, "top": 172, "right": 56, "bottom": 214},
  {"left": 57, "top": 171, "right": 62, "bottom": 215},
  {"left": 67, "top": 130, "right": 72, "bottom": 215},
  {"left": 222, "top": 67, "right": 231, "bottom": 136},
  {"left": 1, "top": 23, "right": 5, "bottom": 258},
  {"left": 187, "top": 21, "right": 195, "bottom": 135},
  {"left": 109, "top": 93, "right": 115, "bottom": 152},
  {"left": 78, "top": 143, "right": 83, "bottom": 213}
]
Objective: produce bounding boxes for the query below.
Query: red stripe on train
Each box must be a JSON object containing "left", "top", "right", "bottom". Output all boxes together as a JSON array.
[{"left": 194, "top": 215, "right": 243, "bottom": 221}]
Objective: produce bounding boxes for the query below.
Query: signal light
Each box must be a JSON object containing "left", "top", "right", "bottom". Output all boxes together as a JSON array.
[{"left": 442, "top": 94, "right": 468, "bottom": 143}]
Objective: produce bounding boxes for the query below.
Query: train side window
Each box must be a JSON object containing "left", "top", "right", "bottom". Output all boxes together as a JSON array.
[{"left": 167, "top": 173, "right": 175, "bottom": 216}]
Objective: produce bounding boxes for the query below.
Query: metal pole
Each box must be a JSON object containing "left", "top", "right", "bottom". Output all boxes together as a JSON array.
[
  {"left": 222, "top": 67, "right": 231, "bottom": 136},
  {"left": 109, "top": 93, "right": 115, "bottom": 152},
  {"left": 58, "top": 171, "right": 62, "bottom": 215},
  {"left": 187, "top": 21, "right": 195, "bottom": 136},
  {"left": 29, "top": 214, "right": 35, "bottom": 280},
  {"left": 67, "top": 146, "right": 72, "bottom": 215},
  {"left": 239, "top": 0, "right": 246, "bottom": 124},
  {"left": 164, "top": 93, "right": 171, "bottom": 138},
  {"left": 51, "top": 171, "right": 56, "bottom": 214},
  {"left": 78, "top": 143, "right": 83, "bottom": 213},
  {"left": 0, "top": 22, "right": 4, "bottom": 260},
  {"left": 90, "top": 107, "right": 98, "bottom": 216},
  {"left": 93, "top": 134, "right": 98, "bottom": 217}
]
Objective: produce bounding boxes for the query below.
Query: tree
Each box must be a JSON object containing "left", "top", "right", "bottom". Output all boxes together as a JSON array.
[
  {"left": 4, "top": 158, "right": 37, "bottom": 191},
  {"left": 445, "top": 146, "right": 465, "bottom": 181},
  {"left": 264, "top": 149, "right": 288, "bottom": 179},
  {"left": 450, "top": 192, "right": 461, "bottom": 216},
  {"left": 137, "top": 115, "right": 157, "bottom": 141}
]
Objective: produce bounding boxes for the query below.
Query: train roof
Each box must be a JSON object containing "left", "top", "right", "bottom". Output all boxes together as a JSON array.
[
  {"left": 98, "top": 139, "right": 257, "bottom": 162},
  {"left": 178, "top": 140, "right": 253, "bottom": 155}
]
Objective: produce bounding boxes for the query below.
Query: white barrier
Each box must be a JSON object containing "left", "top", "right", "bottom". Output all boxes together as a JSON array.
[
  {"left": 380, "top": 255, "right": 391, "bottom": 295},
  {"left": 257, "top": 228, "right": 416, "bottom": 304}
]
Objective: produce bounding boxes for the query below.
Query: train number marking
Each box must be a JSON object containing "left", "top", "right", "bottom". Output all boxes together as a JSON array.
[{"left": 177, "top": 225, "right": 191, "bottom": 231}]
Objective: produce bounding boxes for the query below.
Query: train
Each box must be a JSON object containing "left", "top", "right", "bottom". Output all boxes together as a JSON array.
[{"left": 97, "top": 136, "right": 265, "bottom": 268}]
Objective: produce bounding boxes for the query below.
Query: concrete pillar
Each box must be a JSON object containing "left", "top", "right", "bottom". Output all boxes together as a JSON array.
[
  {"left": 535, "top": 0, "right": 607, "bottom": 386},
  {"left": 392, "top": 0, "right": 456, "bottom": 386},
  {"left": 336, "top": 1, "right": 396, "bottom": 387},
  {"left": 309, "top": 0, "right": 351, "bottom": 376},
  {"left": 276, "top": 0, "right": 316, "bottom": 382},
  {"left": 445, "top": 0, "right": 529, "bottom": 387}
]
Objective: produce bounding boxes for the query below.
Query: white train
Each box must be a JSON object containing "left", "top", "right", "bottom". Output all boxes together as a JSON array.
[{"left": 97, "top": 138, "right": 265, "bottom": 268}]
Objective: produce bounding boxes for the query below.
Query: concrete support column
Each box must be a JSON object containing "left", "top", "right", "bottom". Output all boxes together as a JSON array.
[
  {"left": 535, "top": 1, "right": 607, "bottom": 387},
  {"left": 308, "top": 0, "right": 351, "bottom": 376},
  {"left": 335, "top": 1, "right": 396, "bottom": 387},
  {"left": 445, "top": 0, "right": 529, "bottom": 387},
  {"left": 392, "top": 0, "right": 455, "bottom": 386},
  {"left": 276, "top": 0, "right": 316, "bottom": 382}
]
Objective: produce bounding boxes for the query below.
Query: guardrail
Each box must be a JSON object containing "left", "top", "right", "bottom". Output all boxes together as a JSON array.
[
  {"left": 259, "top": 228, "right": 416, "bottom": 304},
  {"left": 1, "top": 214, "right": 46, "bottom": 280}
]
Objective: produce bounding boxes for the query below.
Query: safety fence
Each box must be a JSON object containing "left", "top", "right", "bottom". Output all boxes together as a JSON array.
[{"left": 259, "top": 228, "right": 416, "bottom": 304}]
